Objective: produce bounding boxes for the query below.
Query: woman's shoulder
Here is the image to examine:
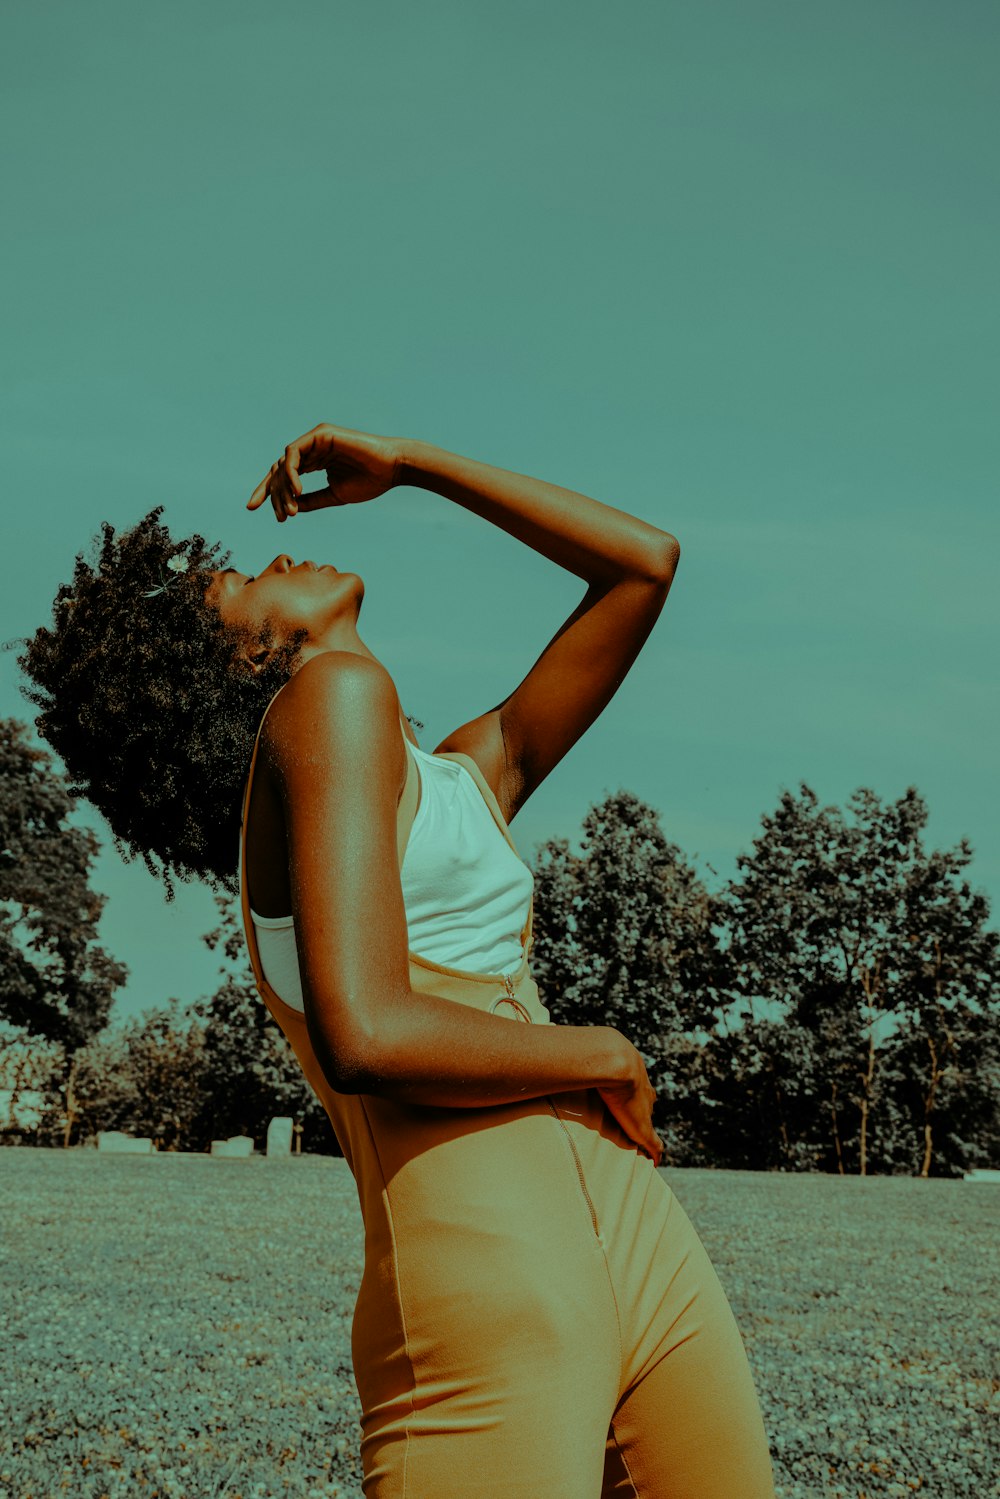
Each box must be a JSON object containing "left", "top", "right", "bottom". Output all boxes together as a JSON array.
[
  {"left": 286, "top": 649, "right": 394, "bottom": 697},
  {"left": 268, "top": 651, "right": 396, "bottom": 726},
  {"left": 261, "top": 651, "right": 406, "bottom": 785}
]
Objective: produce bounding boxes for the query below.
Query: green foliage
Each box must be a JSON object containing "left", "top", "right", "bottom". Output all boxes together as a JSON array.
[
  {"left": 530, "top": 789, "right": 724, "bottom": 1061},
  {"left": 66, "top": 998, "right": 207, "bottom": 1150},
  {"left": 190, "top": 894, "right": 337, "bottom": 1154},
  {"left": 5, "top": 730, "right": 995, "bottom": 1177},
  {"left": 715, "top": 782, "right": 1000, "bottom": 1175},
  {"left": 62, "top": 1026, "right": 141, "bottom": 1142},
  {"left": 528, "top": 788, "right": 731, "bottom": 1170},
  {"left": 11, "top": 892, "right": 337, "bottom": 1154},
  {"left": 66, "top": 967, "right": 335, "bottom": 1154},
  {"left": 527, "top": 778, "right": 999, "bottom": 1176},
  {"left": 0, "top": 1027, "right": 65, "bottom": 1144},
  {"left": 873, "top": 1006, "right": 1000, "bottom": 1177},
  {"left": 0, "top": 718, "right": 127, "bottom": 1054}
]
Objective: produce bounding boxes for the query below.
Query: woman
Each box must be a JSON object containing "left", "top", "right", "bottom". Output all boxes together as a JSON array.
[{"left": 20, "top": 424, "right": 776, "bottom": 1498}]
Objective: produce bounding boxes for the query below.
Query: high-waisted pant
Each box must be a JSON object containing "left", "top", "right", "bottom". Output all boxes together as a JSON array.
[
  {"left": 246, "top": 963, "right": 778, "bottom": 1498},
  {"left": 351, "top": 1082, "right": 777, "bottom": 1498}
]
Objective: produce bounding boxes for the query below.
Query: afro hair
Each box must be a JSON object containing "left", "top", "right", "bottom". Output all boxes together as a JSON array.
[{"left": 18, "top": 507, "right": 307, "bottom": 899}]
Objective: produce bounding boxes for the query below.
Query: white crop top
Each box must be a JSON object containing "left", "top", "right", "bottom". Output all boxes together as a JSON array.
[{"left": 243, "top": 741, "right": 534, "bottom": 1013}]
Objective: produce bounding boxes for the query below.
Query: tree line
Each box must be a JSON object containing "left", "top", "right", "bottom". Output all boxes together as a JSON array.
[{"left": 2, "top": 716, "right": 998, "bottom": 1174}]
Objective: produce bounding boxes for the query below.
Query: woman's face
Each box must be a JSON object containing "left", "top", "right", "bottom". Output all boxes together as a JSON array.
[{"left": 205, "top": 552, "right": 365, "bottom": 656}]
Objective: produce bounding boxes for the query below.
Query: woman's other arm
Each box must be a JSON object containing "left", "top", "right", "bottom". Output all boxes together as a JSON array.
[
  {"left": 396, "top": 439, "right": 680, "bottom": 818},
  {"left": 263, "top": 651, "right": 660, "bottom": 1162},
  {"left": 398, "top": 438, "right": 678, "bottom": 586}
]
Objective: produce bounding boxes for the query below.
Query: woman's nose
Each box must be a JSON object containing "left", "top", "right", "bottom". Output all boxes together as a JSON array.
[{"left": 267, "top": 554, "right": 294, "bottom": 573}]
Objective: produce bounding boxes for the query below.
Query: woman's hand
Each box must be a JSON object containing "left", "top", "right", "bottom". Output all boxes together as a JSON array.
[
  {"left": 597, "top": 1035, "right": 664, "bottom": 1168},
  {"left": 247, "top": 423, "right": 404, "bottom": 524}
]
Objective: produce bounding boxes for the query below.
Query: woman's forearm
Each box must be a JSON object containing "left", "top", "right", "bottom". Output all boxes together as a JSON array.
[
  {"left": 309, "top": 983, "right": 633, "bottom": 1108},
  {"left": 397, "top": 439, "right": 677, "bottom": 587}
]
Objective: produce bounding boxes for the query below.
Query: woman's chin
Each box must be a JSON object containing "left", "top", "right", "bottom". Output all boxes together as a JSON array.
[
  {"left": 321, "top": 566, "right": 363, "bottom": 594},
  {"left": 337, "top": 570, "right": 365, "bottom": 611}
]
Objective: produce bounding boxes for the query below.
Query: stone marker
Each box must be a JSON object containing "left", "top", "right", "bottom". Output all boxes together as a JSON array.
[
  {"left": 210, "top": 1135, "right": 255, "bottom": 1157},
  {"left": 266, "top": 1116, "right": 294, "bottom": 1157},
  {"left": 97, "top": 1130, "right": 154, "bottom": 1154}
]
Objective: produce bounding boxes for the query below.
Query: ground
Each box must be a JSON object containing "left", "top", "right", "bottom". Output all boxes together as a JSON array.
[{"left": 0, "top": 1149, "right": 996, "bottom": 1499}]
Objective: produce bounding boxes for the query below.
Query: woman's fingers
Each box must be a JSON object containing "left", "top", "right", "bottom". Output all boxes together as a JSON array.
[
  {"left": 272, "top": 461, "right": 291, "bottom": 520},
  {"left": 280, "top": 445, "right": 303, "bottom": 516},
  {"left": 270, "top": 455, "right": 297, "bottom": 523},
  {"left": 245, "top": 458, "right": 284, "bottom": 524},
  {"left": 247, "top": 469, "right": 274, "bottom": 510},
  {"left": 247, "top": 461, "right": 281, "bottom": 513},
  {"left": 248, "top": 438, "right": 314, "bottom": 519},
  {"left": 246, "top": 471, "right": 336, "bottom": 518},
  {"left": 641, "top": 1127, "right": 662, "bottom": 1166},
  {"left": 597, "top": 1062, "right": 663, "bottom": 1166},
  {"left": 248, "top": 423, "right": 404, "bottom": 519},
  {"left": 268, "top": 461, "right": 287, "bottom": 523}
]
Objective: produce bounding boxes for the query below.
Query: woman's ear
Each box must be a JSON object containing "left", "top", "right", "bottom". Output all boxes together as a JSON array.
[{"left": 245, "top": 643, "right": 273, "bottom": 675}]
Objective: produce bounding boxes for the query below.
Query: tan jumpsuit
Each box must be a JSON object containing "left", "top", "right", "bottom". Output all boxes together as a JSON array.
[{"left": 239, "top": 703, "right": 777, "bottom": 1498}]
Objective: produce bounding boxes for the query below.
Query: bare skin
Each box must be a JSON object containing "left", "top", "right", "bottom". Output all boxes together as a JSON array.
[{"left": 205, "top": 424, "right": 681, "bottom": 1165}]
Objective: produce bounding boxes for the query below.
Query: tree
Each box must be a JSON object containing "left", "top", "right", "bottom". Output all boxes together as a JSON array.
[
  {"left": 192, "top": 894, "right": 336, "bottom": 1153},
  {"left": 694, "top": 1012, "right": 838, "bottom": 1171},
  {"left": 64, "top": 1025, "right": 142, "bottom": 1144},
  {"left": 49, "top": 896, "right": 339, "bottom": 1153},
  {"left": 0, "top": 1025, "right": 63, "bottom": 1144},
  {"left": 116, "top": 999, "right": 208, "bottom": 1151},
  {"left": 531, "top": 789, "right": 722, "bottom": 1048},
  {"left": 876, "top": 834, "right": 1000, "bottom": 1176},
  {"left": 529, "top": 789, "right": 726, "bottom": 1164},
  {"left": 64, "top": 999, "right": 209, "bottom": 1151},
  {"left": 0, "top": 718, "right": 128, "bottom": 1143},
  {"left": 721, "top": 782, "right": 1000, "bottom": 1175}
]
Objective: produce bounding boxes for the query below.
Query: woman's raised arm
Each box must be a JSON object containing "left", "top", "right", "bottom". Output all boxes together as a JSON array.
[
  {"left": 261, "top": 652, "right": 662, "bottom": 1163},
  {"left": 245, "top": 422, "right": 679, "bottom": 820}
]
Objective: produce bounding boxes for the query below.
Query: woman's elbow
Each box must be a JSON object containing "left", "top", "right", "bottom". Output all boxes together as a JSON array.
[
  {"left": 303, "top": 1003, "right": 382, "bottom": 1095},
  {"left": 658, "top": 533, "right": 681, "bottom": 578}
]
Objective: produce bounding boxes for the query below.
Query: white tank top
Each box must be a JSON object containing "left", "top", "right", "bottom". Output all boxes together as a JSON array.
[{"left": 243, "top": 741, "right": 534, "bottom": 1013}]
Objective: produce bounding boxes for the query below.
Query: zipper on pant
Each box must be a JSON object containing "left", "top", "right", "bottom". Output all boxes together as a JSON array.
[
  {"left": 546, "top": 1098, "right": 601, "bottom": 1241},
  {"left": 499, "top": 972, "right": 601, "bottom": 1240}
]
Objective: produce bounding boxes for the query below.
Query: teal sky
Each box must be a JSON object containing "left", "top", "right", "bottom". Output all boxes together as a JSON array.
[{"left": 2, "top": 0, "right": 997, "bottom": 1024}]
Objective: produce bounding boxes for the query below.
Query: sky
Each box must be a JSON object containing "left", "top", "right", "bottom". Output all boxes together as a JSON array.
[{"left": 1, "top": 0, "right": 997, "bottom": 1025}]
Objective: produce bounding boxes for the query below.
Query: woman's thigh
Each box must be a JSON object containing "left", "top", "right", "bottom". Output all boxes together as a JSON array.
[
  {"left": 601, "top": 1190, "right": 776, "bottom": 1499},
  {"left": 362, "top": 1348, "right": 617, "bottom": 1498},
  {"left": 356, "top": 1098, "right": 626, "bottom": 1497},
  {"left": 358, "top": 1225, "right": 622, "bottom": 1498}
]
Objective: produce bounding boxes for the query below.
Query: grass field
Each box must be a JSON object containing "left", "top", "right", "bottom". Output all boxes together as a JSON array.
[{"left": 1, "top": 1148, "right": 996, "bottom": 1498}]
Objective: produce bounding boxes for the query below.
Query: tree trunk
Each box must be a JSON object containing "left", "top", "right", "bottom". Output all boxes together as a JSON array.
[
  {"left": 765, "top": 1050, "right": 791, "bottom": 1166},
  {"left": 829, "top": 1079, "right": 845, "bottom": 1175},
  {"left": 62, "top": 1055, "right": 78, "bottom": 1150},
  {"left": 920, "top": 1031, "right": 951, "bottom": 1179},
  {"left": 919, "top": 952, "right": 955, "bottom": 1181},
  {"left": 858, "top": 1030, "right": 876, "bottom": 1177},
  {"left": 920, "top": 1120, "right": 934, "bottom": 1179},
  {"left": 858, "top": 963, "right": 881, "bottom": 1177}
]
